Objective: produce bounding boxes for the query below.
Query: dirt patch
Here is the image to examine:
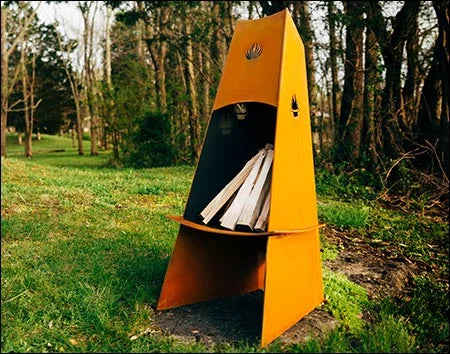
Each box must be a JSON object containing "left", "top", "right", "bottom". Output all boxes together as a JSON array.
[
  {"left": 154, "top": 226, "right": 419, "bottom": 347},
  {"left": 323, "top": 226, "right": 419, "bottom": 299},
  {"left": 157, "top": 291, "right": 263, "bottom": 346},
  {"left": 156, "top": 291, "right": 337, "bottom": 347}
]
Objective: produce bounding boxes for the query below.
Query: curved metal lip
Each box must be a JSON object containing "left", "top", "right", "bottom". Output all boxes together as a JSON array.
[
  {"left": 213, "top": 100, "right": 277, "bottom": 112},
  {"left": 167, "top": 215, "right": 324, "bottom": 237}
]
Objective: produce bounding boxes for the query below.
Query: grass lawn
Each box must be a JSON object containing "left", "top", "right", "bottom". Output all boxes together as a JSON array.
[
  {"left": 4, "top": 133, "right": 111, "bottom": 169},
  {"left": 1, "top": 133, "right": 448, "bottom": 352}
]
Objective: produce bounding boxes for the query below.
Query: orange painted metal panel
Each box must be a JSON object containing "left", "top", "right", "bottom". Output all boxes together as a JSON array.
[
  {"left": 261, "top": 230, "right": 324, "bottom": 347},
  {"left": 213, "top": 11, "right": 286, "bottom": 110},
  {"left": 261, "top": 10, "right": 324, "bottom": 346},
  {"left": 157, "top": 225, "right": 267, "bottom": 310},
  {"left": 269, "top": 9, "right": 318, "bottom": 231}
]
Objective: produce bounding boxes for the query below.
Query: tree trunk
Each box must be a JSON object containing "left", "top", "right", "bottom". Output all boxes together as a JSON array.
[
  {"left": 137, "top": 2, "right": 169, "bottom": 113},
  {"left": 203, "top": 52, "right": 211, "bottom": 122},
  {"left": 184, "top": 22, "right": 201, "bottom": 163},
  {"left": 1, "top": 5, "right": 39, "bottom": 157},
  {"left": 157, "top": 42, "right": 168, "bottom": 112},
  {"left": 105, "top": 6, "right": 112, "bottom": 88},
  {"left": 328, "top": 1, "right": 339, "bottom": 143},
  {"left": 103, "top": 5, "right": 113, "bottom": 153},
  {"left": 55, "top": 27, "right": 84, "bottom": 155},
  {"left": 24, "top": 128, "right": 32, "bottom": 157},
  {"left": 147, "top": 40, "right": 168, "bottom": 112},
  {"left": 30, "top": 53, "right": 37, "bottom": 144},
  {"left": 80, "top": 2, "right": 98, "bottom": 156},
  {"left": 21, "top": 45, "right": 32, "bottom": 158},
  {"left": 136, "top": 19, "right": 146, "bottom": 64},
  {"left": 363, "top": 27, "right": 379, "bottom": 167},
  {"left": 18, "top": 132, "right": 23, "bottom": 145},
  {"left": 293, "top": 1, "right": 317, "bottom": 114},
  {"left": 176, "top": 51, "right": 189, "bottom": 155},
  {"left": 112, "top": 130, "right": 119, "bottom": 161},
  {"left": 76, "top": 103, "right": 84, "bottom": 155},
  {"left": 212, "top": 2, "right": 228, "bottom": 71},
  {"left": 368, "top": 1, "right": 421, "bottom": 158},
  {"left": 339, "top": 1, "right": 364, "bottom": 163},
  {"left": 142, "top": 5, "right": 170, "bottom": 113},
  {"left": 72, "top": 124, "right": 76, "bottom": 148},
  {"left": 90, "top": 5, "right": 99, "bottom": 156},
  {"left": 433, "top": 1, "right": 449, "bottom": 175},
  {"left": 1, "top": 10, "right": 8, "bottom": 157},
  {"left": 198, "top": 46, "right": 211, "bottom": 124},
  {"left": 89, "top": 87, "right": 99, "bottom": 156},
  {"left": 402, "top": 13, "right": 419, "bottom": 129}
]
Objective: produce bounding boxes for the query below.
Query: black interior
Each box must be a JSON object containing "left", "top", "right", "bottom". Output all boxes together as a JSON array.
[{"left": 184, "top": 102, "right": 277, "bottom": 227}]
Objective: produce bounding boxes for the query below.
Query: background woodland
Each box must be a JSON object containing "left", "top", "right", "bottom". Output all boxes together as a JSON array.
[{"left": 1, "top": 1, "right": 449, "bottom": 205}]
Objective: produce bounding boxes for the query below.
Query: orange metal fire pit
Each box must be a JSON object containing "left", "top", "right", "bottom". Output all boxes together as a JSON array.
[{"left": 157, "top": 9, "right": 324, "bottom": 347}]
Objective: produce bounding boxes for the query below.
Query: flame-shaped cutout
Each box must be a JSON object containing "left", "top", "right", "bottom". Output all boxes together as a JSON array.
[
  {"left": 245, "top": 43, "right": 262, "bottom": 60},
  {"left": 291, "top": 94, "right": 299, "bottom": 117},
  {"left": 234, "top": 103, "right": 247, "bottom": 120}
]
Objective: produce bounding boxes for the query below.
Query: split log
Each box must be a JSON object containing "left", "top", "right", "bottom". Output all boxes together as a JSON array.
[
  {"left": 220, "top": 149, "right": 267, "bottom": 230},
  {"left": 254, "top": 189, "right": 271, "bottom": 232},
  {"left": 237, "top": 149, "right": 273, "bottom": 230},
  {"left": 200, "top": 149, "right": 263, "bottom": 224}
]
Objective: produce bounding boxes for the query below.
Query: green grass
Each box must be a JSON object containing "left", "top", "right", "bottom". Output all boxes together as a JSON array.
[
  {"left": 1, "top": 157, "right": 193, "bottom": 352},
  {"left": 400, "top": 276, "right": 449, "bottom": 352},
  {"left": 322, "top": 269, "right": 368, "bottom": 334},
  {"left": 320, "top": 233, "right": 340, "bottom": 262},
  {"left": 5, "top": 133, "right": 110, "bottom": 168},
  {"left": 2, "top": 133, "right": 448, "bottom": 352},
  {"left": 318, "top": 200, "right": 370, "bottom": 229},
  {"left": 370, "top": 208, "right": 449, "bottom": 270}
]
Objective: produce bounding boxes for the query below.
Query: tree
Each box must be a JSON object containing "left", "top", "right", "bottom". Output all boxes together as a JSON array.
[
  {"left": 433, "top": 1, "right": 449, "bottom": 176},
  {"left": 34, "top": 24, "right": 75, "bottom": 136},
  {"left": 292, "top": 1, "right": 317, "bottom": 114},
  {"left": 135, "top": 1, "right": 170, "bottom": 112},
  {"left": 183, "top": 20, "right": 201, "bottom": 162},
  {"left": 367, "top": 1, "right": 421, "bottom": 158},
  {"left": 55, "top": 28, "right": 85, "bottom": 154},
  {"left": 362, "top": 20, "right": 380, "bottom": 168},
  {"left": 259, "top": 1, "right": 318, "bottom": 112},
  {"left": 79, "top": 1, "right": 100, "bottom": 156},
  {"left": 338, "top": 1, "right": 364, "bottom": 164},
  {"left": 417, "top": 1, "right": 449, "bottom": 175},
  {"left": 327, "top": 1, "right": 340, "bottom": 143},
  {"left": 20, "top": 34, "right": 39, "bottom": 158},
  {"left": 1, "top": 2, "right": 40, "bottom": 157}
]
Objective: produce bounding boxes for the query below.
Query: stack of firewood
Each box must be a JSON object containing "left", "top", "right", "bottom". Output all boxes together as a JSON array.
[{"left": 200, "top": 144, "right": 273, "bottom": 231}]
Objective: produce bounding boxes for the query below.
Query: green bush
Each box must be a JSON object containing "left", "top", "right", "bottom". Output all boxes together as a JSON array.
[{"left": 125, "top": 111, "right": 175, "bottom": 168}]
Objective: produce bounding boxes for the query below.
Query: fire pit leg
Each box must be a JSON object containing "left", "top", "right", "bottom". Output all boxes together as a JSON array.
[{"left": 261, "top": 230, "right": 323, "bottom": 347}]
